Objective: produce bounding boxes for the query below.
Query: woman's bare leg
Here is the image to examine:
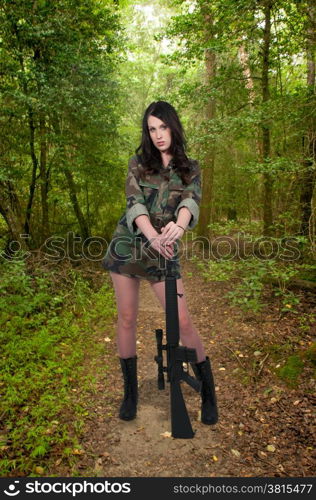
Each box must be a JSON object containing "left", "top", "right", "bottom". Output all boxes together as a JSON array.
[
  {"left": 149, "top": 278, "right": 206, "bottom": 362},
  {"left": 110, "top": 272, "right": 140, "bottom": 359}
]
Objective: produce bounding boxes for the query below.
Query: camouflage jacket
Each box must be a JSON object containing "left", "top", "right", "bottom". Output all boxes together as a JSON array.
[{"left": 124, "top": 155, "right": 201, "bottom": 236}]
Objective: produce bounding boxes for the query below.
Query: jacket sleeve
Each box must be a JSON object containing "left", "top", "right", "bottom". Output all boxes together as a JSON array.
[
  {"left": 174, "top": 161, "right": 201, "bottom": 229},
  {"left": 125, "top": 156, "right": 149, "bottom": 234}
]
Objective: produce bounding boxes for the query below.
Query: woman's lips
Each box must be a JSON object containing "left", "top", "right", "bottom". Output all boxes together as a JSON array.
[{"left": 157, "top": 142, "right": 165, "bottom": 146}]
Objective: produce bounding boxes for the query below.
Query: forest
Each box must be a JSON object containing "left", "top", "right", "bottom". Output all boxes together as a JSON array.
[{"left": 0, "top": 0, "right": 315, "bottom": 478}]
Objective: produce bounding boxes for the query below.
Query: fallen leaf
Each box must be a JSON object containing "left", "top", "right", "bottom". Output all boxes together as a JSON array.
[
  {"left": 254, "top": 351, "right": 262, "bottom": 356},
  {"left": 293, "top": 400, "right": 301, "bottom": 406},
  {"left": 35, "top": 466, "right": 44, "bottom": 475},
  {"left": 212, "top": 455, "right": 218, "bottom": 462},
  {"left": 160, "top": 431, "right": 172, "bottom": 438},
  {"left": 266, "top": 445, "right": 276, "bottom": 452},
  {"left": 231, "top": 449, "right": 240, "bottom": 457},
  {"left": 104, "top": 337, "right": 111, "bottom": 342},
  {"left": 72, "top": 448, "right": 85, "bottom": 455},
  {"left": 219, "top": 367, "right": 226, "bottom": 371}
]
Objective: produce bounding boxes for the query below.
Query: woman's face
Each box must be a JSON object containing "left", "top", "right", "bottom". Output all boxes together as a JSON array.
[{"left": 147, "top": 115, "right": 172, "bottom": 154}]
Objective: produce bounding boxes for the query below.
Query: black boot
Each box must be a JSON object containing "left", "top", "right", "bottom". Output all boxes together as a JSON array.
[
  {"left": 119, "top": 356, "right": 138, "bottom": 421},
  {"left": 192, "top": 356, "right": 218, "bottom": 425}
]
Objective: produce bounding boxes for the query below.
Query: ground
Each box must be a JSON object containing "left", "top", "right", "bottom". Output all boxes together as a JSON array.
[{"left": 57, "top": 258, "right": 315, "bottom": 478}]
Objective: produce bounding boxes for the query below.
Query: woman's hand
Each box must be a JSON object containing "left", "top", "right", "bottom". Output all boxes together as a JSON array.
[
  {"left": 160, "top": 221, "right": 184, "bottom": 245},
  {"left": 149, "top": 234, "right": 175, "bottom": 260}
]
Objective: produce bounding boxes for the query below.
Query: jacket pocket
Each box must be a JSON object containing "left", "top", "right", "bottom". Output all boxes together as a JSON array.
[
  {"left": 139, "top": 180, "right": 159, "bottom": 207},
  {"left": 168, "top": 182, "right": 185, "bottom": 193},
  {"left": 167, "top": 183, "right": 185, "bottom": 210},
  {"left": 139, "top": 180, "right": 159, "bottom": 189}
]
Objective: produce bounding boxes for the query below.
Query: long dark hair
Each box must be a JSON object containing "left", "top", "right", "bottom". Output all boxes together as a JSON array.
[{"left": 136, "top": 101, "right": 193, "bottom": 185}]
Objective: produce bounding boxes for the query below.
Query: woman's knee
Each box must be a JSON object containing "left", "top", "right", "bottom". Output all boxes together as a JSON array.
[{"left": 117, "top": 310, "right": 137, "bottom": 330}]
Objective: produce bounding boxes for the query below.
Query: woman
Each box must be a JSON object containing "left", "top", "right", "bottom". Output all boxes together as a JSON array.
[{"left": 102, "top": 101, "right": 218, "bottom": 426}]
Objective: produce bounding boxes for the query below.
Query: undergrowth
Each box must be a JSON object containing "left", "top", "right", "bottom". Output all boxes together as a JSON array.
[
  {"left": 191, "top": 251, "right": 315, "bottom": 388},
  {"left": 0, "top": 257, "right": 115, "bottom": 476},
  {"left": 192, "top": 255, "right": 315, "bottom": 316}
]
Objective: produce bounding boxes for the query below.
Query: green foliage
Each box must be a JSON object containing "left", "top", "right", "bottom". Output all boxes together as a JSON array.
[
  {"left": 299, "top": 263, "right": 316, "bottom": 282},
  {"left": 275, "top": 355, "right": 305, "bottom": 387},
  {"left": 277, "top": 290, "right": 301, "bottom": 313},
  {"left": 1, "top": 0, "right": 315, "bottom": 256},
  {"left": 0, "top": 258, "right": 115, "bottom": 475},
  {"left": 192, "top": 257, "right": 236, "bottom": 281},
  {"left": 194, "top": 253, "right": 304, "bottom": 314},
  {"left": 208, "top": 220, "right": 263, "bottom": 237},
  {"left": 298, "top": 313, "right": 315, "bottom": 333},
  {"left": 160, "top": 0, "right": 315, "bottom": 243},
  {"left": 0, "top": 0, "right": 123, "bottom": 243},
  {"left": 227, "top": 271, "right": 266, "bottom": 313},
  {"left": 268, "top": 264, "right": 300, "bottom": 313},
  {"left": 304, "top": 342, "right": 316, "bottom": 367}
]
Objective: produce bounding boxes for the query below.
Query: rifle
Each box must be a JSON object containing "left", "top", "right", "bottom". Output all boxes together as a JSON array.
[{"left": 154, "top": 258, "right": 201, "bottom": 439}]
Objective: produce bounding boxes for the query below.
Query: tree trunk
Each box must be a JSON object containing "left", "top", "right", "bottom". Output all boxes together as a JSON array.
[
  {"left": 197, "top": 9, "right": 216, "bottom": 237},
  {"left": 0, "top": 181, "right": 29, "bottom": 250},
  {"left": 24, "top": 106, "right": 38, "bottom": 238},
  {"left": 261, "top": 0, "right": 274, "bottom": 236},
  {"left": 15, "top": 47, "right": 38, "bottom": 241},
  {"left": 64, "top": 168, "right": 90, "bottom": 241},
  {"left": 299, "top": 0, "right": 316, "bottom": 236},
  {"left": 51, "top": 113, "right": 90, "bottom": 240},
  {"left": 39, "top": 113, "right": 50, "bottom": 242},
  {"left": 238, "top": 42, "right": 261, "bottom": 157},
  {"left": 227, "top": 161, "right": 237, "bottom": 221}
]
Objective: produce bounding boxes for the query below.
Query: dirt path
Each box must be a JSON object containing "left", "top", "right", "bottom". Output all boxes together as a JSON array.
[{"left": 71, "top": 259, "right": 315, "bottom": 478}]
